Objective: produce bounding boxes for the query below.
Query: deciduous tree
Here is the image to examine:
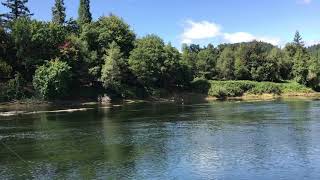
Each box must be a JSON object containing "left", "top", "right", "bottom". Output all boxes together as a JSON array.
[{"left": 101, "top": 42, "right": 125, "bottom": 93}]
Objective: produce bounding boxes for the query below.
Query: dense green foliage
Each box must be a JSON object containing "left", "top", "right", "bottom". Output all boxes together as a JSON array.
[
  {"left": 208, "top": 81, "right": 255, "bottom": 98},
  {"left": 52, "top": 0, "right": 66, "bottom": 25},
  {"left": 128, "top": 35, "right": 167, "bottom": 87},
  {"left": 78, "top": 0, "right": 92, "bottom": 25},
  {"left": 248, "top": 83, "right": 281, "bottom": 95},
  {"left": 190, "top": 78, "right": 211, "bottom": 94},
  {"left": 101, "top": 42, "right": 125, "bottom": 94},
  {"left": 0, "top": 59, "right": 12, "bottom": 78},
  {"left": 9, "top": 18, "right": 67, "bottom": 80},
  {"left": 0, "top": 73, "right": 26, "bottom": 101},
  {"left": 0, "top": 0, "right": 32, "bottom": 23},
  {"left": 0, "top": 2, "right": 319, "bottom": 102},
  {"left": 204, "top": 81, "right": 313, "bottom": 98},
  {"left": 33, "top": 59, "right": 71, "bottom": 100}
]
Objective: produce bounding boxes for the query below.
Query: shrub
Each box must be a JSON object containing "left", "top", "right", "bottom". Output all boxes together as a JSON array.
[
  {"left": 206, "top": 80, "right": 314, "bottom": 98},
  {"left": 209, "top": 83, "right": 246, "bottom": 97},
  {"left": 191, "top": 78, "right": 210, "bottom": 94},
  {"left": 208, "top": 86, "right": 228, "bottom": 98},
  {"left": 279, "top": 81, "right": 313, "bottom": 94},
  {"left": 33, "top": 59, "right": 72, "bottom": 100},
  {"left": 248, "top": 82, "right": 281, "bottom": 95},
  {"left": 208, "top": 81, "right": 256, "bottom": 98}
]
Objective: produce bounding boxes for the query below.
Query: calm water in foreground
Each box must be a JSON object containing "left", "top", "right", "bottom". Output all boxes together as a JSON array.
[{"left": 1, "top": 100, "right": 320, "bottom": 179}]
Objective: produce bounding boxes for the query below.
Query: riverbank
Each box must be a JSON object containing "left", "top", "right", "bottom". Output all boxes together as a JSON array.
[
  {"left": 1, "top": 90, "right": 320, "bottom": 108},
  {"left": 1, "top": 92, "right": 320, "bottom": 118},
  {"left": 206, "top": 92, "right": 320, "bottom": 101},
  {"left": 191, "top": 80, "right": 319, "bottom": 100},
  {"left": 1, "top": 80, "right": 319, "bottom": 111}
]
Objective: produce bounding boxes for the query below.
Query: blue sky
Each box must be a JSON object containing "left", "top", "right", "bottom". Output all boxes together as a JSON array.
[{"left": 1, "top": 0, "right": 320, "bottom": 48}]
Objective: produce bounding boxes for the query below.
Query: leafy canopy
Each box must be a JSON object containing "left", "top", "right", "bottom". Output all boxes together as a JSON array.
[{"left": 33, "top": 59, "right": 72, "bottom": 99}]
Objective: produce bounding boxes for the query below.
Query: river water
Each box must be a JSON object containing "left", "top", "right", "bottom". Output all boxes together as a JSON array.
[{"left": 1, "top": 100, "right": 320, "bottom": 179}]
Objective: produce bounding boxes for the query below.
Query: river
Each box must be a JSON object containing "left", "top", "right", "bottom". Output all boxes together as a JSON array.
[{"left": 1, "top": 100, "right": 320, "bottom": 179}]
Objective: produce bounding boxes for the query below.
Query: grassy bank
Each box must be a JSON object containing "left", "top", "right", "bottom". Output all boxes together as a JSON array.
[{"left": 191, "top": 79, "right": 317, "bottom": 99}]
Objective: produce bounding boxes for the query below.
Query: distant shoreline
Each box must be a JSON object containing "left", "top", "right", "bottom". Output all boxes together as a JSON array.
[
  {"left": 1, "top": 90, "right": 320, "bottom": 113},
  {"left": 206, "top": 92, "right": 320, "bottom": 101},
  {"left": 1, "top": 92, "right": 320, "bottom": 118},
  {"left": 1, "top": 92, "right": 320, "bottom": 106}
]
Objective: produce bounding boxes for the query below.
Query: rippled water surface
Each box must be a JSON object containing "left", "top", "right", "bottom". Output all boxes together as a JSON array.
[{"left": 1, "top": 100, "right": 320, "bottom": 179}]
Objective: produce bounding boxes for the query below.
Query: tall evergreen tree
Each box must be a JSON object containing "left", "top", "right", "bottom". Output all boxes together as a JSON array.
[
  {"left": 52, "top": 0, "right": 66, "bottom": 24},
  {"left": 293, "top": 31, "right": 304, "bottom": 47},
  {"left": 0, "top": 0, "right": 33, "bottom": 22},
  {"left": 78, "top": 0, "right": 92, "bottom": 24},
  {"left": 290, "top": 31, "right": 309, "bottom": 84}
]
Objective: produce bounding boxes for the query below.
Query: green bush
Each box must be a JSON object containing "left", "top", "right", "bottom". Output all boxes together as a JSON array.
[
  {"left": 208, "top": 86, "right": 228, "bottom": 98},
  {"left": 191, "top": 78, "right": 210, "bottom": 94},
  {"left": 248, "top": 82, "right": 281, "bottom": 95},
  {"left": 208, "top": 81, "right": 255, "bottom": 98},
  {"left": 33, "top": 59, "right": 72, "bottom": 100},
  {"left": 206, "top": 80, "right": 314, "bottom": 98},
  {"left": 210, "top": 81, "right": 256, "bottom": 91},
  {"left": 209, "top": 83, "right": 247, "bottom": 97},
  {"left": 279, "top": 81, "right": 313, "bottom": 93}
]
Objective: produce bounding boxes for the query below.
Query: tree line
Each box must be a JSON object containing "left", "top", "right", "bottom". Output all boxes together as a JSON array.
[{"left": 1, "top": 0, "right": 320, "bottom": 101}]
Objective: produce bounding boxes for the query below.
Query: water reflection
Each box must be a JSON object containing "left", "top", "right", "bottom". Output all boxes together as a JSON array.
[{"left": 1, "top": 100, "right": 320, "bottom": 179}]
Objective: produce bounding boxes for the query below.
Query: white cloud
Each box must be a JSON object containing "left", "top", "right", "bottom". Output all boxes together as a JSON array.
[
  {"left": 180, "top": 20, "right": 281, "bottom": 46},
  {"left": 223, "top": 32, "right": 281, "bottom": 46},
  {"left": 223, "top": 32, "right": 255, "bottom": 43},
  {"left": 181, "top": 20, "right": 221, "bottom": 44},
  {"left": 305, "top": 40, "right": 320, "bottom": 47}
]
